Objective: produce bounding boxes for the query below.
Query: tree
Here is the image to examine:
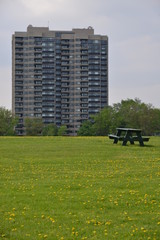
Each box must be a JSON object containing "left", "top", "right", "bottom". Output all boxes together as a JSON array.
[
  {"left": 113, "top": 99, "right": 160, "bottom": 135},
  {"left": 24, "top": 118, "right": 43, "bottom": 136},
  {"left": 112, "top": 98, "right": 142, "bottom": 129},
  {"left": 0, "top": 107, "right": 18, "bottom": 136},
  {"left": 77, "top": 120, "right": 95, "bottom": 136},
  {"left": 42, "top": 123, "right": 58, "bottom": 136},
  {"left": 58, "top": 125, "right": 67, "bottom": 136},
  {"left": 93, "top": 106, "right": 117, "bottom": 135},
  {"left": 77, "top": 98, "right": 160, "bottom": 136}
]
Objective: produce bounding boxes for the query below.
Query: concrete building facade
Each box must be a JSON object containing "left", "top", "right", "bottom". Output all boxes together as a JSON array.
[{"left": 12, "top": 25, "right": 108, "bottom": 135}]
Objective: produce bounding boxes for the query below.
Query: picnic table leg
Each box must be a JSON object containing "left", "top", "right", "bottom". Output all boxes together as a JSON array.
[
  {"left": 136, "top": 132, "right": 144, "bottom": 146},
  {"left": 122, "top": 139, "right": 127, "bottom": 146},
  {"left": 122, "top": 131, "right": 130, "bottom": 146},
  {"left": 114, "top": 129, "right": 122, "bottom": 144},
  {"left": 128, "top": 132, "right": 134, "bottom": 144},
  {"left": 139, "top": 139, "right": 144, "bottom": 146},
  {"left": 113, "top": 138, "right": 118, "bottom": 144},
  {"left": 112, "top": 129, "right": 121, "bottom": 144},
  {"left": 117, "top": 130, "right": 121, "bottom": 137},
  {"left": 129, "top": 137, "right": 134, "bottom": 144}
]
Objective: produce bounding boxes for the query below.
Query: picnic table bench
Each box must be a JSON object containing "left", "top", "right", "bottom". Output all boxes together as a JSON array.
[{"left": 109, "top": 128, "right": 149, "bottom": 146}]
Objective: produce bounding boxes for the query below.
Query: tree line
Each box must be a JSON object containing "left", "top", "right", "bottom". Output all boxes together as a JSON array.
[
  {"left": 78, "top": 99, "right": 160, "bottom": 136},
  {"left": 0, "top": 107, "right": 67, "bottom": 136},
  {"left": 24, "top": 118, "right": 67, "bottom": 136},
  {"left": 0, "top": 99, "right": 160, "bottom": 136}
]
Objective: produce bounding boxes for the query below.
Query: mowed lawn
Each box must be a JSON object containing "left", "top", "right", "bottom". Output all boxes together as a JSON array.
[{"left": 0, "top": 137, "right": 160, "bottom": 240}]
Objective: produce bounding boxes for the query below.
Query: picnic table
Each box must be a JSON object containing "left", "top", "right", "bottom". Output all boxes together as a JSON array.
[{"left": 109, "top": 128, "right": 149, "bottom": 146}]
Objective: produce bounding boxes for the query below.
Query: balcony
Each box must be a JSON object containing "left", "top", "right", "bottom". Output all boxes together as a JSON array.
[{"left": 15, "top": 91, "right": 23, "bottom": 96}]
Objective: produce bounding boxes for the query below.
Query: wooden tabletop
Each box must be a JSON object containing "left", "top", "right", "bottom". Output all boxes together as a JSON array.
[{"left": 116, "top": 128, "right": 142, "bottom": 132}]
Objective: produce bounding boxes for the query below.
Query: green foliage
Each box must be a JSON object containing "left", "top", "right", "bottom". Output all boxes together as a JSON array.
[
  {"left": 113, "top": 99, "right": 160, "bottom": 135},
  {"left": 78, "top": 99, "right": 160, "bottom": 136},
  {"left": 42, "top": 123, "right": 58, "bottom": 136},
  {"left": 77, "top": 120, "right": 95, "bottom": 136},
  {"left": 0, "top": 107, "right": 18, "bottom": 136},
  {"left": 58, "top": 125, "right": 67, "bottom": 136},
  {"left": 0, "top": 137, "right": 160, "bottom": 239},
  {"left": 93, "top": 106, "right": 117, "bottom": 135},
  {"left": 24, "top": 118, "right": 43, "bottom": 136}
]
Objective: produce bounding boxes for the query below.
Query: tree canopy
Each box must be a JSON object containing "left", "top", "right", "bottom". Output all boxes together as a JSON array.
[
  {"left": 42, "top": 123, "right": 58, "bottom": 136},
  {"left": 25, "top": 120, "right": 67, "bottom": 136},
  {"left": 0, "top": 107, "right": 18, "bottom": 136},
  {"left": 58, "top": 125, "right": 67, "bottom": 136},
  {"left": 25, "top": 118, "right": 43, "bottom": 136},
  {"left": 78, "top": 99, "right": 160, "bottom": 136}
]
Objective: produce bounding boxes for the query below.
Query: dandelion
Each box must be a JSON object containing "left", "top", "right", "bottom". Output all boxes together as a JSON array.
[
  {"left": 105, "top": 221, "right": 111, "bottom": 225},
  {"left": 141, "top": 227, "right": 147, "bottom": 232},
  {"left": 50, "top": 217, "right": 55, "bottom": 223},
  {"left": 104, "top": 229, "right": 108, "bottom": 236},
  {"left": 12, "top": 228, "right": 17, "bottom": 232}
]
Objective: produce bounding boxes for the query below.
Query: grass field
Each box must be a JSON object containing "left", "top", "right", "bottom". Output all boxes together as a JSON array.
[{"left": 0, "top": 137, "right": 160, "bottom": 240}]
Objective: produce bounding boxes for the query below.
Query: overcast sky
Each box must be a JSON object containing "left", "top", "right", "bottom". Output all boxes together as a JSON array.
[{"left": 0, "top": 0, "right": 160, "bottom": 109}]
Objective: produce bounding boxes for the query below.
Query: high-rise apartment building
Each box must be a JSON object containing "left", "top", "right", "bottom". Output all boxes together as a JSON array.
[{"left": 12, "top": 25, "right": 108, "bottom": 135}]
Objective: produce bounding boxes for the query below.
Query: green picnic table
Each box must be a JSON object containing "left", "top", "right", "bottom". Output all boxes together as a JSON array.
[{"left": 109, "top": 128, "right": 149, "bottom": 146}]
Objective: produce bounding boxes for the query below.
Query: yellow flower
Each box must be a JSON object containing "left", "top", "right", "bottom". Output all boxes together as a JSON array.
[
  {"left": 105, "top": 221, "right": 111, "bottom": 225},
  {"left": 12, "top": 228, "right": 17, "bottom": 232},
  {"left": 10, "top": 213, "right": 15, "bottom": 217},
  {"left": 50, "top": 217, "right": 55, "bottom": 223}
]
